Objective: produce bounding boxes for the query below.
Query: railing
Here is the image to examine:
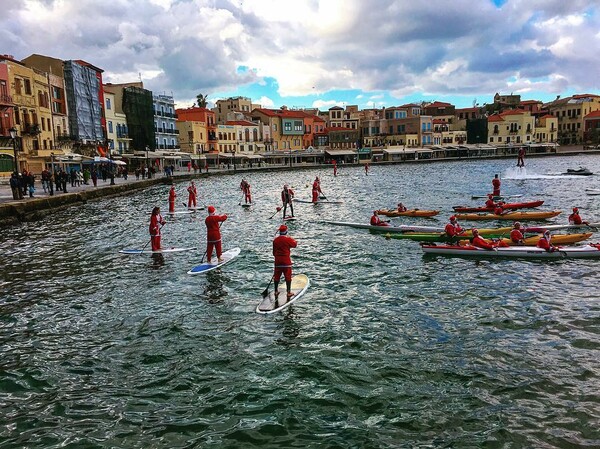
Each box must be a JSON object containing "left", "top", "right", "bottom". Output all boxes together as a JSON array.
[
  {"left": 12, "top": 94, "right": 36, "bottom": 107},
  {"left": 0, "top": 94, "right": 13, "bottom": 104}
]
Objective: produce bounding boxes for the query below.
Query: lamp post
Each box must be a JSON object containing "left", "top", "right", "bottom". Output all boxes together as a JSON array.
[
  {"left": 9, "top": 127, "right": 18, "bottom": 174},
  {"left": 232, "top": 149, "right": 236, "bottom": 173},
  {"left": 145, "top": 145, "right": 150, "bottom": 179}
]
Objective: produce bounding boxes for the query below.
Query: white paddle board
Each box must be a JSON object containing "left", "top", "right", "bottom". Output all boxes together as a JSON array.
[
  {"left": 187, "top": 206, "right": 205, "bottom": 211},
  {"left": 168, "top": 210, "right": 194, "bottom": 215},
  {"left": 119, "top": 247, "right": 196, "bottom": 255},
  {"left": 256, "top": 274, "right": 310, "bottom": 314},
  {"left": 294, "top": 199, "right": 344, "bottom": 204},
  {"left": 471, "top": 194, "right": 523, "bottom": 200},
  {"left": 187, "top": 247, "right": 241, "bottom": 274},
  {"left": 241, "top": 203, "right": 253, "bottom": 208},
  {"left": 283, "top": 216, "right": 297, "bottom": 221}
]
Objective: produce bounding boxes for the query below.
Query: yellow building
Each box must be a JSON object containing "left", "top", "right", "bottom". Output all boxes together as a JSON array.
[
  {"left": 103, "top": 87, "right": 131, "bottom": 155},
  {"left": 176, "top": 119, "right": 208, "bottom": 155},
  {"left": 487, "top": 110, "right": 535, "bottom": 145},
  {"left": 214, "top": 96, "right": 259, "bottom": 124},
  {"left": 543, "top": 94, "right": 600, "bottom": 144},
  {"left": 534, "top": 114, "right": 558, "bottom": 143},
  {"left": 4, "top": 57, "right": 54, "bottom": 173}
]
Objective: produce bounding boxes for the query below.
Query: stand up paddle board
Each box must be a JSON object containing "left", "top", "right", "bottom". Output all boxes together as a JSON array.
[
  {"left": 168, "top": 210, "right": 195, "bottom": 215},
  {"left": 256, "top": 274, "right": 310, "bottom": 314},
  {"left": 294, "top": 199, "right": 344, "bottom": 204},
  {"left": 187, "top": 206, "right": 205, "bottom": 211},
  {"left": 586, "top": 188, "right": 600, "bottom": 196},
  {"left": 283, "top": 216, "right": 297, "bottom": 221},
  {"left": 471, "top": 194, "right": 523, "bottom": 200},
  {"left": 119, "top": 247, "right": 196, "bottom": 255},
  {"left": 241, "top": 203, "right": 253, "bottom": 208},
  {"left": 187, "top": 247, "right": 241, "bottom": 274}
]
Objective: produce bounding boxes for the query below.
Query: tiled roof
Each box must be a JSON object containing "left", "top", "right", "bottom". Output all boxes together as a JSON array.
[
  {"left": 426, "top": 101, "right": 453, "bottom": 108},
  {"left": 225, "top": 120, "right": 257, "bottom": 126},
  {"left": 488, "top": 114, "right": 504, "bottom": 122},
  {"left": 584, "top": 110, "right": 600, "bottom": 119}
]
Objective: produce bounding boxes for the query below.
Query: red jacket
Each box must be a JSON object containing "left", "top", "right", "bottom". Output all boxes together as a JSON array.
[
  {"left": 273, "top": 234, "right": 297, "bottom": 267},
  {"left": 312, "top": 181, "right": 321, "bottom": 193},
  {"left": 149, "top": 213, "right": 165, "bottom": 236},
  {"left": 537, "top": 237, "right": 552, "bottom": 250},
  {"left": 510, "top": 229, "right": 524, "bottom": 243},
  {"left": 169, "top": 188, "right": 176, "bottom": 202},
  {"left": 281, "top": 188, "right": 294, "bottom": 204},
  {"left": 485, "top": 198, "right": 496, "bottom": 208},
  {"left": 445, "top": 223, "right": 463, "bottom": 236},
  {"left": 568, "top": 212, "right": 583, "bottom": 224},
  {"left": 492, "top": 178, "right": 501, "bottom": 193},
  {"left": 472, "top": 235, "right": 495, "bottom": 250},
  {"left": 205, "top": 214, "right": 227, "bottom": 242},
  {"left": 370, "top": 215, "right": 388, "bottom": 226}
]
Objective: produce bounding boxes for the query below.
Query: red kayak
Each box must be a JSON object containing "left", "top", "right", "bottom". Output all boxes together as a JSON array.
[{"left": 452, "top": 200, "right": 544, "bottom": 213}]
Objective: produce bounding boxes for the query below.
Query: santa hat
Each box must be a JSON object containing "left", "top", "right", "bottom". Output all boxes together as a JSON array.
[
  {"left": 279, "top": 225, "right": 288, "bottom": 235},
  {"left": 207, "top": 205, "right": 215, "bottom": 214}
]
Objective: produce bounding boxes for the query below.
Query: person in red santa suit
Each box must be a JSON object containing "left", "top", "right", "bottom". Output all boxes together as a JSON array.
[
  {"left": 370, "top": 210, "right": 389, "bottom": 227},
  {"left": 149, "top": 206, "right": 166, "bottom": 251},
  {"left": 273, "top": 224, "right": 298, "bottom": 301},
  {"left": 311, "top": 176, "right": 322, "bottom": 203},
  {"left": 205, "top": 205, "right": 228, "bottom": 263},
  {"left": 168, "top": 185, "right": 176, "bottom": 213},
  {"left": 568, "top": 207, "right": 589, "bottom": 225},
  {"left": 491, "top": 174, "right": 501, "bottom": 197},
  {"left": 187, "top": 181, "right": 197, "bottom": 208},
  {"left": 444, "top": 215, "right": 464, "bottom": 237}
]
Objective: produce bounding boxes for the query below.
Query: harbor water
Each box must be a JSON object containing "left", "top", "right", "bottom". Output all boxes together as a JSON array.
[{"left": 1, "top": 155, "right": 599, "bottom": 448}]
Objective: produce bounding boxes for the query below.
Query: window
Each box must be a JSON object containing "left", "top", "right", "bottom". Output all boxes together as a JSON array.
[
  {"left": 24, "top": 79, "right": 31, "bottom": 95},
  {"left": 47, "top": 118, "right": 51, "bottom": 130},
  {"left": 284, "top": 122, "right": 292, "bottom": 132},
  {"left": 108, "top": 121, "right": 113, "bottom": 133},
  {"left": 41, "top": 119, "right": 45, "bottom": 131},
  {"left": 14, "top": 78, "right": 22, "bottom": 95},
  {"left": 106, "top": 98, "right": 111, "bottom": 109},
  {"left": 294, "top": 121, "right": 303, "bottom": 132}
]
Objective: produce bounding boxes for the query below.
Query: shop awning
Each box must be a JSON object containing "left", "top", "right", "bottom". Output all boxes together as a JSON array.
[
  {"left": 325, "top": 149, "right": 357, "bottom": 156},
  {"left": 384, "top": 148, "right": 416, "bottom": 154}
]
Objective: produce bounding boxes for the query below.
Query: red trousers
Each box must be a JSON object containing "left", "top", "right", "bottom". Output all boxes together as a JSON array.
[
  {"left": 151, "top": 235, "right": 161, "bottom": 251},
  {"left": 169, "top": 200, "right": 175, "bottom": 213},
  {"left": 207, "top": 240, "right": 222, "bottom": 262},
  {"left": 274, "top": 266, "right": 292, "bottom": 282}
]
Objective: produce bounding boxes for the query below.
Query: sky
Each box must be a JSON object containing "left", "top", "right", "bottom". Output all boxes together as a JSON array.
[{"left": 3, "top": 0, "right": 599, "bottom": 110}]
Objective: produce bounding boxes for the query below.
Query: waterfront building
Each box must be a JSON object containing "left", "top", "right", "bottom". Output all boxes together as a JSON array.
[
  {"left": 493, "top": 92, "right": 521, "bottom": 110},
  {"left": 543, "top": 94, "right": 600, "bottom": 145},
  {"left": 251, "top": 107, "right": 306, "bottom": 152},
  {"left": 0, "top": 57, "right": 16, "bottom": 173},
  {"left": 583, "top": 110, "right": 600, "bottom": 145},
  {"left": 214, "top": 96, "right": 257, "bottom": 124},
  {"left": 103, "top": 87, "right": 130, "bottom": 155},
  {"left": 487, "top": 109, "right": 534, "bottom": 146},
  {"left": 153, "top": 94, "right": 179, "bottom": 152},
  {"left": 176, "top": 107, "right": 217, "bottom": 166},
  {"left": 422, "top": 101, "right": 455, "bottom": 123},
  {"left": 533, "top": 114, "right": 557, "bottom": 144}
]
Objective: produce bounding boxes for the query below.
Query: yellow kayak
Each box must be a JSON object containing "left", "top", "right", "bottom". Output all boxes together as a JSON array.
[
  {"left": 459, "top": 232, "right": 593, "bottom": 246},
  {"left": 377, "top": 209, "right": 440, "bottom": 217},
  {"left": 455, "top": 211, "right": 561, "bottom": 221}
]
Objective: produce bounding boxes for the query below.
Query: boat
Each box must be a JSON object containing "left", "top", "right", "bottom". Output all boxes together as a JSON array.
[
  {"left": 376, "top": 208, "right": 440, "bottom": 217},
  {"left": 452, "top": 200, "right": 544, "bottom": 213},
  {"left": 586, "top": 188, "right": 600, "bottom": 196},
  {"left": 458, "top": 233, "right": 593, "bottom": 247},
  {"left": 564, "top": 167, "right": 593, "bottom": 176},
  {"left": 421, "top": 243, "right": 600, "bottom": 259},
  {"left": 385, "top": 226, "right": 514, "bottom": 242},
  {"left": 455, "top": 210, "right": 561, "bottom": 221},
  {"left": 322, "top": 220, "right": 444, "bottom": 233}
]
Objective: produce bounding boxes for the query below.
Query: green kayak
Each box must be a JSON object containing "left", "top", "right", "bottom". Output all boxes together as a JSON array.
[{"left": 384, "top": 232, "right": 511, "bottom": 242}]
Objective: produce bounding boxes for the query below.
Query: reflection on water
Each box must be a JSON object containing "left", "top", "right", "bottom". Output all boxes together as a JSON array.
[{"left": 1, "top": 155, "right": 599, "bottom": 448}]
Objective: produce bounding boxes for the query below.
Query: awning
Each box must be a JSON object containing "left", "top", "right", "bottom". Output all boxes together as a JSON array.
[
  {"left": 325, "top": 149, "right": 357, "bottom": 156},
  {"left": 0, "top": 150, "right": 14, "bottom": 158},
  {"left": 242, "top": 154, "right": 263, "bottom": 159},
  {"left": 384, "top": 148, "right": 416, "bottom": 154}
]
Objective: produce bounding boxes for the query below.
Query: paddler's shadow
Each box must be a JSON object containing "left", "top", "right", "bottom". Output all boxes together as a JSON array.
[
  {"left": 202, "top": 271, "right": 230, "bottom": 304},
  {"left": 149, "top": 253, "right": 165, "bottom": 269},
  {"left": 274, "top": 307, "right": 300, "bottom": 345}
]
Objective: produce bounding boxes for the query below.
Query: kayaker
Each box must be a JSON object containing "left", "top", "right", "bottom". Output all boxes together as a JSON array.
[
  {"left": 281, "top": 184, "right": 295, "bottom": 218},
  {"left": 493, "top": 204, "right": 507, "bottom": 215},
  {"left": 444, "top": 215, "right": 464, "bottom": 237},
  {"left": 517, "top": 147, "right": 525, "bottom": 167},
  {"left": 273, "top": 224, "right": 298, "bottom": 301},
  {"left": 510, "top": 222, "right": 525, "bottom": 245},
  {"left": 311, "top": 176, "right": 322, "bottom": 203},
  {"left": 370, "top": 210, "right": 389, "bottom": 227},
  {"left": 492, "top": 174, "right": 501, "bottom": 197},
  {"left": 240, "top": 179, "right": 252, "bottom": 204},
  {"left": 568, "top": 207, "right": 589, "bottom": 225},
  {"left": 536, "top": 230, "right": 557, "bottom": 252},
  {"left": 485, "top": 194, "right": 497, "bottom": 209},
  {"left": 168, "top": 185, "right": 177, "bottom": 213},
  {"left": 205, "top": 205, "right": 228, "bottom": 263},
  {"left": 187, "top": 181, "right": 197, "bottom": 208},
  {"left": 397, "top": 203, "right": 407, "bottom": 212},
  {"left": 149, "top": 206, "right": 166, "bottom": 251},
  {"left": 471, "top": 229, "right": 498, "bottom": 250}
]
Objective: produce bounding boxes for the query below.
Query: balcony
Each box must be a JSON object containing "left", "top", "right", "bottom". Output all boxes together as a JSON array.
[
  {"left": 23, "top": 123, "right": 41, "bottom": 135},
  {"left": 0, "top": 94, "right": 13, "bottom": 106}
]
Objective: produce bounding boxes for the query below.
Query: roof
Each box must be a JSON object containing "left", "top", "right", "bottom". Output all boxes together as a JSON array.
[
  {"left": 520, "top": 100, "right": 542, "bottom": 105},
  {"left": 225, "top": 120, "right": 258, "bottom": 126},
  {"left": 425, "top": 101, "right": 453, "bottom": 108},
  {"left": 252, "top": 108, "right": 306, "bottom": 119},
  {"left": 488, "top": 114, "right": 504, "bottom": 122},
  {"left": 584, "top": 110, "right": 600, "bottom": 119}
]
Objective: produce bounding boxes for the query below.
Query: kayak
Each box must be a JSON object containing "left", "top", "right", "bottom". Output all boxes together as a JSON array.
[
  {"left": 471, "top": 194, "right": 523, "bottom": 200},
  {"left": 377, "top": 209, "right": 440, "bottom": 217},
  {"left": 322, "top": 221, "right": 445, "bottom": 233},
  {"left": 452, "top": 200, "right": 544, "bottom": 213},
  {"left": 586, "top": 189, "right": 600, "bottom": 196},
  {"left": 385, "top": 227, "right": 514, "bottom": 242},
  {"left": 525, "top": 223, "right": 600, "bottom": 232},
  {"left": 421, "top": 243, "right": 600, "bottom": 258},
  {"left": 458, "top": 233, "right": 593, "bottom": 247},
  {"left": 455, "top": 211, "right": 561, "bottom": 221}
]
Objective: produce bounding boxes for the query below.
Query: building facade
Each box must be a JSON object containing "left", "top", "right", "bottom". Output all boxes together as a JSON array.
[
  {"left": 153, "top": 94, "right": 179, "bottom": 151},
  {"left": 487, "top": 110, "right": 535, "bottom": 145},
  {"left": 214, "top": 96, "right": 255, "bottom": 124},
  {"left": 544, "top": 94, "right": 600, "bottom": 144}
]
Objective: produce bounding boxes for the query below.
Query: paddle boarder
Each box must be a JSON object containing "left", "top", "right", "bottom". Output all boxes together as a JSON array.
[
  {"left": 492, "top": 174, "right": 501, "bottom": 197},
  {"left": 205, "top": 205, "right": 228, "bottom": 263},
  {"left": 281, "top": 184, "right": 295, "bottom": 218},
  {"left": 187, "top": 181, "right": 197, "bottom": 208},
  {"left": 168, "top": 185, "right": 176, "bottom": 213},
  {"left": 537, "top": 230, "right": 557, "bottom": 252},
  {"left": 444, "top": 215, "right": 464, "bottom": 237},
  {"left": 370, "top": 210, "right": 389, "bottom": 227},
  {"left": 273, "top": 224, "right": 298, "bottom": 301},
  {"left": 333, "top": 161, "right": 338, "bottom": 177},
  {"left": 240, "top": 179, "right": 252, "bottom": 204},
  {"left": 365, "top": 163, "right": 369, "bottom": 176},
  {"left": 510, "top": 222, "right": 525, "bottom": 245},
  {"left": 517, "top": 147, "right": 525, "bottom": 167},
  {"left": 149, "top": 206, "right": 166, "bottom": 251},
  {"left": 312, "top": 176, "right": 322, "bottom": 203},
  {"left": 568, "top": 207, "right": 589, "bottom": 225}
]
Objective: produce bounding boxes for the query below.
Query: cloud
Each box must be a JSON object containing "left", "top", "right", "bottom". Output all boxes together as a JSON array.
[{"left": 4, "top": 0, "right": 599, "bottom": 108}]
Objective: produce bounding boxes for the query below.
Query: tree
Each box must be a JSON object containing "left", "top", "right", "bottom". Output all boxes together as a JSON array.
[{"left": 196, "top": 94, "right": 208, "bottom": 108}]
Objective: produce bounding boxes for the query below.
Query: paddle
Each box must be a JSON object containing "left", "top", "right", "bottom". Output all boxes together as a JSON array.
[
  {"left": 262, "top": 275, "right": 275, "bottom": 298},
  {"left": 269, "top": 206, "right": 282, "bottom": 219}
]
